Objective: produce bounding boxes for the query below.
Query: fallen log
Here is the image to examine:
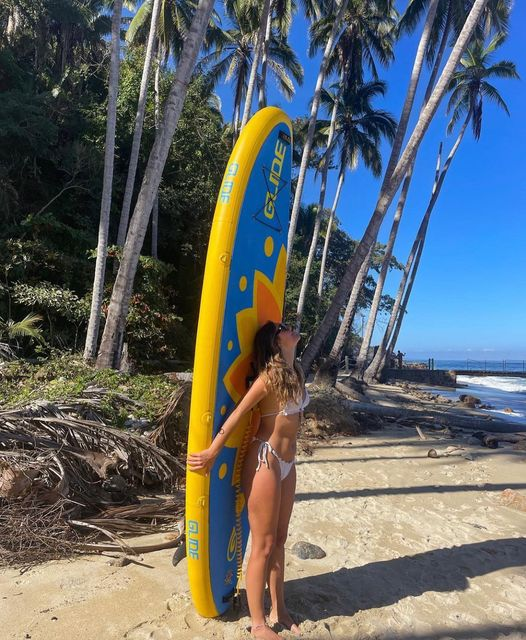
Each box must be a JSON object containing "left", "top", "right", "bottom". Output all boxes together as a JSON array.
[
  {"left": 76, "top": 531, "right": 184, "bottom": 554},
  {"left": 334, "top": 384, "right": 525, "bottom": 433},
  {"left": 428, "top": 446, "right": 464, "bottom": 458}
]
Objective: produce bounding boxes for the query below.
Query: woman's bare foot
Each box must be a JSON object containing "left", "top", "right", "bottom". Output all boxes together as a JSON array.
[
  {"left": 269, "top": 609, "right": 301, "bottom": 636},
  {"left": 251, "top": 622, "right": 281, "bottom": 639}
]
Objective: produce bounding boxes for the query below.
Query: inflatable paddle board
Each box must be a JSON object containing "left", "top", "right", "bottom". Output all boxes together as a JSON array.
[{"left": 186, "top": 107, "right": 292, "bottom": 617}]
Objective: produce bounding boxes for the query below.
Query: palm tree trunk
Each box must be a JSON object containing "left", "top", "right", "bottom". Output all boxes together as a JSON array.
[
  {"left": 295, "top": 89, "right": 340, "bottom": 330},
  {"left": 83, "top": 0, "right": 123, "bottom": 361},
  {"left": 151, "top": 200, "right": 159, "bottom": 258},
  {"left": 96, "top": 0, "right": 216, "bottom": 369},
  {"left": 286, "top": 0, "right": 348, "bottom": 268},
  {"left": 300, "top": 0, "right": 489, "bottom": 374},
  {"left": 364, "top": 217, "right": 433, "bottom": 382},
  {"left": 355, "top": 6, "right": 453, "bottom": 377},
  {"left": 371, "top": 112, "right": 471, "bottom": 379},
  {"left": 330, "top": 0, "right": 439, "bottom": 346},
  {"left": 240, "top": 0, "right": 272, "bottom": 130},
  {"left": 232, "top": 74, "right": 244, "bottom": 144},
  {"left": 329, "top": 243, "right": 374, "bottom": 362},
  {"left": 317, "top": 170, "right": 344, "bottom": 297},
  {"left": 151, "top": 43, "right": 162, "bottom": 259},
  {"left": 354, "top": 165, "right": 412, "bottom": 376},
  {"left": 116, "top": 0, "right": 161, "bottom": 248},
  {"left": 258, "top": 3, "right": 273, "bottom": 109},
  {"left": 378, "top": 0, "right": 440, "bottom": 188}
]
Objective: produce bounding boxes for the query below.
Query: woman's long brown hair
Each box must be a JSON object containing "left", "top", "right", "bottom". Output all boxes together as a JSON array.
[{"left": 253, "top": 321, "right": 304, "bottom": 408}]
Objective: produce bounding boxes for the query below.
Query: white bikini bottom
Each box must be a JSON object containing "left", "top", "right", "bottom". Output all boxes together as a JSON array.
[{"left": 253, "top": 438, "right": 295, "bottom": 481}]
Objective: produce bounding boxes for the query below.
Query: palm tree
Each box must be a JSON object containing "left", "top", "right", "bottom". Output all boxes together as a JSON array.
[
  {"left": 118, "top": 0, "right": 211, "bottom": 253},
  {"left": 125, "top": 0, "right": 197, "bottom": 62},
  {"left": 96, "top": 0, "right": 217, "bottom": 369},
  {"left": 116, "top": 0, "right": 162, "bottom": 250},
  {"left": 325, "top": 243, "right": 374, "bottom": 369},
  {"left": 300, "top": 0, "right": 491, "bottom": 374},
  {"left": 312, "top": 0, "right": 397, "bottom": 300},
  {"left": 355, "top": 0, "right": 512, "bottom": 378},
  {"left": 258, "top": 0, "right": 299, "bottom": 108},
  {"left": 364, "top": 33, "right": 518, "bottom": 381},
  {"left": 310, "top": 0, "right": 397, "bottom": 85},
  {"left": 240, "top": 0, "right": 272, "bottom": 129},
  {"left": 286, "top": 0, "right": 349, "bottom": 266},
  {"left": 295, "top": 80, "right": 397, "bottom": 329},
  {"left": 84, "top": 0, "right": 124, "bottom": 361},
  {"left": 257, "top": 0, "right": 321, "bottom": 109},
  {"left": 288, "top": 0, "right": 398, "bottom": 269},
  {"left": 201, "top": 1, "right": 303, "bottom": 139}
]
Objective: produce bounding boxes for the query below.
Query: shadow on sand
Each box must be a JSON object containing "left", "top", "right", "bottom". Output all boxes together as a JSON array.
[
  {"left": 295, "top": 483, "right": 526, "bottom": 501},
  {"left": 284, "top": 537, "right": 526, "bottom": 621}
]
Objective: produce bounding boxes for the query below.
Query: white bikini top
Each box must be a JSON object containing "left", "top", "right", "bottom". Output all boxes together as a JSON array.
[{"left": 260, "top": 389, "right": 310, "bottom": 418}]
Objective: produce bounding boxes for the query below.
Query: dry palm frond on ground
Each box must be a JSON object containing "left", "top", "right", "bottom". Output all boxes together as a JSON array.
[{"left": 0, "top": 384, "right": 188, "bottom": 566}]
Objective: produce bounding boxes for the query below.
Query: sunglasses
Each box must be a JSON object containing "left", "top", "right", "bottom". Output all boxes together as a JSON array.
[{"left": 276, "top": 323, "right": 289, "bottom": 334}]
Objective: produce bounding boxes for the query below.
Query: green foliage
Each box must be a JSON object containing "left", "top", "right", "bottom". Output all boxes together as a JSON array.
[
  {"left": 0, "top": 312, "right": 43, "bottom": 345},
  {"left": 0, "top": 10, "right": 229, "bottom": 363},
  {"left": 13, "top": 282, "right": 89, "bottom": 323},
  {"left": 0, "top": 354, "right": 177, "bottom": 426},
  {"left": 118, "top": 253, "right": 186, "bottom": 361}
]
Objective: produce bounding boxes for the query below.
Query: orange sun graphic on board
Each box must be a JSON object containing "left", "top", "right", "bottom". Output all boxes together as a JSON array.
[{"left": 222, "top": 244, "right": 287, "bottom": 453}]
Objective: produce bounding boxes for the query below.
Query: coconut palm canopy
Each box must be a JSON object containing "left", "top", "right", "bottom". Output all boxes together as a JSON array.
[
  {"left": 446, "top": 33, "right": 518, "bottom": 138},
  {"left": 319, "top": 79, "right": 397, "bottom": 177}
]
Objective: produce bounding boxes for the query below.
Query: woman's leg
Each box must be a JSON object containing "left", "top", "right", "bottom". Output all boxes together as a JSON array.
[
  {"left": 267, "top": 464, "right": 300, "bottom": 635},
  {"left": 242, "top": 443, "right": 282, "bottom": 639}
]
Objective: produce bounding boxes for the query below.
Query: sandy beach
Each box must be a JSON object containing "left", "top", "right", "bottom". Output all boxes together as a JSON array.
[{"left": 2, "top": 383, "right": 526, "bottom": 640}]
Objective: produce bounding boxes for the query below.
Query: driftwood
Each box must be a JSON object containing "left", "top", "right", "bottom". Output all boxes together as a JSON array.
[
  {"left": 78, "top": 531, "right": 184, "bottom": 554},
  {"left": 415, "top": 426, "right": 428, "bottom": 440},
  {"left": 335, "top": 385, "right": 525, "bottom": 433},
  {"left": 427, "top": 446, "right": 469, "bottom": 459}
]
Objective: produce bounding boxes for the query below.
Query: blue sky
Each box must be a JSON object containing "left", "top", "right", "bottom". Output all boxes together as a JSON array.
[{"left": 209, "top": 1, "right": 525, "bottom": 361}]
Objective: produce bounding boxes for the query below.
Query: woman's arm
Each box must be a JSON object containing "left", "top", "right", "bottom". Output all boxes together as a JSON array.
[{"left": 187, "top": 376, "right": 268, "bottom": 473}]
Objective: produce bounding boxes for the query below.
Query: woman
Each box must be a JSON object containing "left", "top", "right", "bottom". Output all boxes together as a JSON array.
[{"left": 187, "top": 321, "right": 308, "bottom": 639}]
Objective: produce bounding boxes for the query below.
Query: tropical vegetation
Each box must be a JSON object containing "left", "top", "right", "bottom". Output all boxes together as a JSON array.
[{"left": 0, "top": 0, "right": 518, "bottom": 388}]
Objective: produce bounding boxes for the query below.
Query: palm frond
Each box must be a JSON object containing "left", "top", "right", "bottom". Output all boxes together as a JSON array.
[
  {"left": 266, "top": 59, "right": 295, "bottom": 100},
  {"left": 6, "top": 313, "right": 43, "bottom": 342},
  {"left": 480, "top": 81, "right": 511, "bottom": 116},
  {"left": 126, "top": 0, "right": 152, "bottom": 43}
]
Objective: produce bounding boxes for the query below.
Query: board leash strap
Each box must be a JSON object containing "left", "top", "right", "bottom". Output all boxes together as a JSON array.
[{"left": 233, "top": 408, "right": 257, "bottom": 600}]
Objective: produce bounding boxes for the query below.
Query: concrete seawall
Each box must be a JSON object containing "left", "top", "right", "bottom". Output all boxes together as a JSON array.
[{"left": 382, "top": 368, "right": 457, "bottom": 386}]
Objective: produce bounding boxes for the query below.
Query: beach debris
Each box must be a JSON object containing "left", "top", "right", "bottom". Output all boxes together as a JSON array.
[
  {"left": 301, "top": 386, "right": 364, "bottom": 438},
  {"left": 427, "top": 445, "right": 472, "bottom": 460},
  {"left": 148, "top": 381, "right": 191, "bottom": 457},
  {"left": 415, "top": 426, "right": 428, "bottom": 440},
  {"left": 108, "top": 555, "right": 133, "bottom": 567},
  {"left": 467, "top": 431, "right": 499, "bottom": 449},
  {"left": 291, "top": 541, "right": 326, "bottom": 559},
  {"left": 500, "top": 489, "right": 526, "bottom": 513},
  {"left": 0, "top": 390, "right": 187, "bottom": 566}
]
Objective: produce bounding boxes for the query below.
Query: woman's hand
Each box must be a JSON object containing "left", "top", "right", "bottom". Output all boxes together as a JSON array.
[{"left": 187, "top": 448, "right": 217, "bottom": 475}]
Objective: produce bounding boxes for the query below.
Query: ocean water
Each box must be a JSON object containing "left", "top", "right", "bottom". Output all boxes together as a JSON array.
[{"left": 409, "top": 359, "right": 526, "bottom": 424}]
